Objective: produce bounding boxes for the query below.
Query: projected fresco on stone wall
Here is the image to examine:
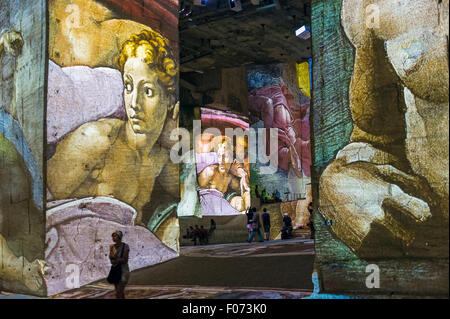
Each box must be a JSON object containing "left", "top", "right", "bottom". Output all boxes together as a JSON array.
[
  {"left": 0, "top": 0, "right": 46, "bottom": 296},
  {"left": 312, "top": 0, "right": 449, "bottom": 296},
  {"left": 247, "top": 63, "right": 311, "bottom": 204},
  {"left": 45, "top": 0, "right": 180, "bottom": 295},
  {"left": 280, "top": 184, "right": 313, "bottom": 230},
  {"left": 177, "top": 106, "right": 202, "bottom": 218},
  {"left": 195, "top": 108, "right": 250, "bottom": 216}
]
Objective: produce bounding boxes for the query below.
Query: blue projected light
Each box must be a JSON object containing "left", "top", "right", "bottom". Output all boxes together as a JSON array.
[
  {"left": 228, "top": 0, "right": 242, "bottom": 11},
  {"left": 193, "top": 0, "right": 207, "bottom": 6}
]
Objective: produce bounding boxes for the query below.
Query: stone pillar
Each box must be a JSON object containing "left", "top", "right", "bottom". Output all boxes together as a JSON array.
[{"left": 1, "top": 0, "right": 181, "bottom": 297}]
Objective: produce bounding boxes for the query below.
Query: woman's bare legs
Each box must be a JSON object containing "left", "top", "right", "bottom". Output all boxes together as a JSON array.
[{"left": 114, "top": 282, "right": 127, "bottom": 299}]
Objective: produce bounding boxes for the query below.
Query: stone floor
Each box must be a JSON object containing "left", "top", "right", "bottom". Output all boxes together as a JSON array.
[
  {"left": 1, "top": 238, "right": 322, "bottom": 299},
  {"left": 49, "top": 283, "right": 313, "bottom": 299}
]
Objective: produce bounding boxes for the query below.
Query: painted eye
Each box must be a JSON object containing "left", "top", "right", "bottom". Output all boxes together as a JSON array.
[
  {"left": 125, "top": 83, "right": 132, "bottom": 93},
  {"left": 145, "top": 87, "right": 154, "bottom": 97}
]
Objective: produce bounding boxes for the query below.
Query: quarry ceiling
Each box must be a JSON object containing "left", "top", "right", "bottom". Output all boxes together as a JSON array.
[{"left": 179, "top": 0, "right": 312, "bottom": 72}]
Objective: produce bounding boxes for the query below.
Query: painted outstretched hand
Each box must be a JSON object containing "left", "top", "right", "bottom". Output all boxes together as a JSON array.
[{"left": 319, "top": 142, "right": 441, "bottom": 258}]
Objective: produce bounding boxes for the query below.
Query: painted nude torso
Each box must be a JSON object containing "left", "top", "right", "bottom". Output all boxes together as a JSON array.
[{"left": 319, "top": 0, "right": 449, "bottom": 257}]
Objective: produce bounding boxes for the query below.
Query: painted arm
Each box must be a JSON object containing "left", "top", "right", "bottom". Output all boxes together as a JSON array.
[
  {"left": 229, "top": 165, "right": 251, "bottom": 210},
  {"left": 197, "top": 165, "right": 216, "bottom": 189},
  {"left": 319, "top": 2, "right": 440, "bottom": 257},
  {"left": 229, "top": 176, "right": 242, "bottom": 193},
  {"left": 229, "top": 161, "right": 249, "bottom": 193},
  {"left": 47, "top": 120, "right": 117, "bottom": 199},
  {"left": 156, "top": 160, "right": 180, "bottom": 199}
]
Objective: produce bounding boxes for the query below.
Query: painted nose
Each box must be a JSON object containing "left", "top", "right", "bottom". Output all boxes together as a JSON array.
[{"left": 131, "top": 90, "right": 140, "bottom": 110}]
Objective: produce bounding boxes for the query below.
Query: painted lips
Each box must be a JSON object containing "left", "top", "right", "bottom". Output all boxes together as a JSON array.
[{"left": 130, "top": 116, "right": 144, "bottom": 122}]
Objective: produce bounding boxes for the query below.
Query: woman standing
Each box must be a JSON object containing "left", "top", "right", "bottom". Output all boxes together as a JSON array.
[
  {"left": 109, "top": 231, "right": 130, "bottom": 299},
  {"left": 246, "top": 208, "right": 254, "bottom": 238}
]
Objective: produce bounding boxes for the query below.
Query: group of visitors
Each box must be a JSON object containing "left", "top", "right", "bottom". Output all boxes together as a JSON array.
[
  {"left": 105, "top": 203, "right": 315, "bottom": 299},
  {"left": 281, "top": 201, "right": 315, "bottom": 240},
  {"left": 307, "top": 202, "right": 315, "bottom": 239},
  {"left": 246, "top": 207, "right": 271, "bottom": 243},
  {"left": 245, "top": 202, "right": 315, "bottom": 242},
  {"left": 281, "top": 212, "right": 293, "bottom": 240},
  {"left": 183, "top": 219, "right": 216, "bottom": 245},
  {"left": 254, "top": 185, "right": 282, "bottom": 203}
]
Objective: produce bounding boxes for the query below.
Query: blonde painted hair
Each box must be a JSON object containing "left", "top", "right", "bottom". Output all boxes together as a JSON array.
[
  {"left": 119, "top": 30, "right": 177, "bottom": 98},
  {"left": 213, "top": 136, "right": 234, "bottom": 152}
]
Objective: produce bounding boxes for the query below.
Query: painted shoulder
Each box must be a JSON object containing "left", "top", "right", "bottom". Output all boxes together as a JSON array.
[{"left": 59, "top": 118, "right": 124, "bottom": 155}]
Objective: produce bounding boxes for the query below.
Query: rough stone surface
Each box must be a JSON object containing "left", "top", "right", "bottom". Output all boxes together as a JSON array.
[
  {"left": 47, "top": 60, "right": 125, "bottom": 145},
  {"left": 0, "top": 0, "right": 46, "bottom": 296},
  {"left": 46, "top": 1, "right": 181, "bottom": 298},
  {"left": 312, "top": 0, "right": 449, "bottom": 296},
  {"left": 45, "top": 197, "right": 178, "bottom": 296},
  {"left": 49, "top": 0, "right": 178, "bottom": 69},
  {"left": 294, "top": 184, "right": 312, "bottom": 228}
]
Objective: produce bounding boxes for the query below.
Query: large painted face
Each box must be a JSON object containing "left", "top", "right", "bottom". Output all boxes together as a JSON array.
[
  {"left": 217, "top": 143, "right": 233, "bottom": 174},
  {"left": 123, "top": 57, "right": 169, "bottom": 136}
]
